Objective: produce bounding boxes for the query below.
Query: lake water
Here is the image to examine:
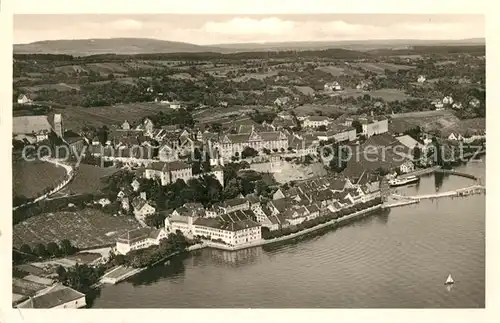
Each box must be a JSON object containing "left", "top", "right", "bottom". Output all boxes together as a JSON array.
[{"left": 90, "top": 161, "right": 485, "bottom": 308}]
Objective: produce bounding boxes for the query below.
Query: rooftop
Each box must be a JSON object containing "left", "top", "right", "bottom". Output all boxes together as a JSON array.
[
  {"left": 193, "top": 211, "right": 260, "bottom": 232},
  {"left": 117, "top": 227, "right": 152, "bottom": 244},
  {"left": 16, "top": 284, "right": 85, "bottom": 309},
  {"left": 306, "top": 115, "right": 332, "bottom": 122}
]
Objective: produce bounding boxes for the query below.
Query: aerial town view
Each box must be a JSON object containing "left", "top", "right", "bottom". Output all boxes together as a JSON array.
[{"left": 12, "top": 14, "right": 485, "bottom": 308}]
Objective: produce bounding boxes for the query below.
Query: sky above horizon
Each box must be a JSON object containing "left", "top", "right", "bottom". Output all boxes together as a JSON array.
[{"left": 14, "top": 14, "right": 485, "bottom": 45}]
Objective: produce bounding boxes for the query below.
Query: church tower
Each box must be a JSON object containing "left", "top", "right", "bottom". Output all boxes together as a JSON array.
[{"left": 53, "top": 114, "right": 63, "bottom": 137}]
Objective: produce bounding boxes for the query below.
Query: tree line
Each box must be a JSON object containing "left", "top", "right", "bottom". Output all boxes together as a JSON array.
[{"left": 14, "top": 239, "right": 78, "bottom": 264}]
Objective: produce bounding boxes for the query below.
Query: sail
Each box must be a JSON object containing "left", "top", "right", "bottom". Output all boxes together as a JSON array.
[{"left": 446, "top": 274, "right": 454, "bottom": 284}]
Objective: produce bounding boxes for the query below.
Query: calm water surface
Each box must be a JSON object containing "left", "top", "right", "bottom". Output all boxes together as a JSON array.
[{"left": 91, "top": 162, "right": 485, "bottom": 308}]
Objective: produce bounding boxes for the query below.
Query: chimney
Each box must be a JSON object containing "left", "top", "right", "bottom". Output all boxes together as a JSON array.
[{"left": 140, "top": 192, "right": 147, "bottom": 200}]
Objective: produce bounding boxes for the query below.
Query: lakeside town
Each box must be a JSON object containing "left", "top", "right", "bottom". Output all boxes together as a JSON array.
[{"left": 12, "top": 34, "right": 486, "bottom": 308}]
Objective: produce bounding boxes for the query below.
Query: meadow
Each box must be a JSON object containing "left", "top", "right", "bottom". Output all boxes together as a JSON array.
[
  {"left": 13, "top": 160, "right": 67, "bottom": 199},
  {"left": 339, "top": 88, "right": 411, "bottom": 102},
  {"left": 57, "top": 164, "right": 119, "bottom": 196},
  {"left": 352, "top": 62, "right": 416, "bottom": 74}
]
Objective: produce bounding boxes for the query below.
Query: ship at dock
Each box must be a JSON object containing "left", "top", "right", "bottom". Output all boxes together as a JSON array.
[{"left": 388, "top": 175, "right": 420, "bottom": 187}]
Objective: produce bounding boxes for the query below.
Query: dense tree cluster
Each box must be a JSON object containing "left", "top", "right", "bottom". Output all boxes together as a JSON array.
[
  {"left": 14, "top": 239, "right": 77, "bottom": 264},
  {"left": 121, "top": 230, "right": 191, "bottom": 268},
  {"left": 56, "top": 263, "right": 105, "bottom": 293}
]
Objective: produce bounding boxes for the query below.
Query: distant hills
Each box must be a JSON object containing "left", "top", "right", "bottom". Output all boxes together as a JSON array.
[
  {"left": 13, "top": 38, "right": 228, "bottom": 56},
  {"left": 13, "top": 37, "right": 485, "bottom": 56},
  {"left": 213, "top": 38, "right": 486, "bottom": 51}
]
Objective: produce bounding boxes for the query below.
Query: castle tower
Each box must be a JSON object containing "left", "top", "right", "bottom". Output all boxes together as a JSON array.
[{"left": 53, "top": 114, "right": 63, "bottom": 137}]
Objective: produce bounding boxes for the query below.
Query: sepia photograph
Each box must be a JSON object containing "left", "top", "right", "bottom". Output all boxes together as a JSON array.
[{"left": 11, "top": 13, "right": 485, "bottom": 309}]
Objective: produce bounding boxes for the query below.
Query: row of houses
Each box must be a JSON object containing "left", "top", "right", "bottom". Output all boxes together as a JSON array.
[
  {"left": 115, "top": 172, "right": 383, "bottom": 254},
  {"left": 84, "top": 108, "right": 391, "bottom": 167},
  {"left": 123, "top": 132, "right": 421, "bottom": 227}
]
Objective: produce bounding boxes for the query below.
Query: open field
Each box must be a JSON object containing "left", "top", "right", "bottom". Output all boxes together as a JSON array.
[
  {"left": 13, "top": 208, "right": 140, "bottom": 249},
  {"left": 193, "top": 105, "right": 272, "bottom": 123},
  {"left": 390, "top": 110, "right": 459, "bottom": 132},
  {"left": 60, "top": 164, "right": 119, "bottom": 196},
  {"left": 317, "top": 66, "right": 345, "bottom": 76},
  {"left": 167, "top": 73, "right": 196, "bottom": 80},
  {"left": 249, "top": 161, "right": 327, "bottom": 184},
  {"left": 390, "top": 110, "right": 453, "bottom": 119},
  {"left": 389, "top": 110, "right": 484, "bottom": 135},
  {"left": 435, "top": 60, "right": 458, "bottom": 66},
  {"left": 293, "top": 104, "right": 355, "bottom": 116},
  {"left": 317, "top": 66, "right": 362, "bottom": 76},
  {"left": 232, "top": 71, "right": 278, "bottom": 82},
  {"left": 294, "top": 86, "right": 315, "bottom": 96},
  {"left": 13, "top": 160, "right": 67, "bottom": 199},
  {"left": 434, "top": 117, "right": 486, "bottom": 136},
  {"left": 53, "top": 65, "right": 88, "bottom": 74},
  {"left": 52, "top": 62, "right": 154, "bottom": 76},
  {"left": 54, "top": 103, "right": 163, "bottom": 130},
  {"left": 339, "top": 88, "right": 411, "bottom": 102},
  {"left": 352, "top": 62, "right": 416, "bottom": 74},
  {"left": 21, "top": 83, "right": 81, "bottom": 92},
  {"left": 86, "top": 62, "right": 129, "bottom": 74}
]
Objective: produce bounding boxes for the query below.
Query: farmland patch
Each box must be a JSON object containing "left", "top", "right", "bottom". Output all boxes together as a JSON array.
[
  {"left": 13, "top": 160, "right": 67, "bottom": 199},
  {"left": 13, "top": 208, "right": 140, "bottom": 249},
  {"left": 353, "top": 62, "right": 416, "bottom": 74},
  {"left": 63, "top": 164, "right": 119, "bottom": 196}
]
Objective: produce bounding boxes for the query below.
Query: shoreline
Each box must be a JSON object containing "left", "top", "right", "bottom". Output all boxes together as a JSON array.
[
  {"left": 204, "top": 204, "right": 383, "bottom": 251},
  {"left": 97, "top": 182, "right": 484, "bottom": 286},
  {"left": 96, "top": 163, "right": 486, "bottom": 285},
  {"left": 99, "top": 204, "right": 383, "bottom": 285}
]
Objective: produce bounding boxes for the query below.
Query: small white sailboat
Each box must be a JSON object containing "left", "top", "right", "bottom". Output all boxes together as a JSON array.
[{"left": 445, "top": 274, "right": 454, "bottom": 285}]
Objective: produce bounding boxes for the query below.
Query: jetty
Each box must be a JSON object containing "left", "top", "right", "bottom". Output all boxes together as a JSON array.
[
  {"left": 434, "top": 169, "right": 478, "bottom": 181},
  {"left": 398, "top": 166, "right": 441, "bottom": 179},
  {"left": 382, "top": 199, "right": 420, "bottom": 209},
  {"left": 100, "top": 243, "right": 207, "bottom": 285},
  {"left": 391, "top": 184, "right": 485, "bottom": 202},
  {"left": 100, "top": 266, "right": 146, "bottom": 285}
]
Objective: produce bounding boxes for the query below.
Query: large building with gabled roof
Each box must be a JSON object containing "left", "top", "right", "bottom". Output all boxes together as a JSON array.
[
  {"left": 216, "top": 129, "right": 288, "bottom": 161},
  {"left": 15, "top": 283, "right": 86, "bottom": 309},
  {"left": 193, "top": 209, "right": 262, "bottom": 247}
]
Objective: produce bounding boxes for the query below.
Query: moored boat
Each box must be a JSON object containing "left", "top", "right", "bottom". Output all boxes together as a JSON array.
[{"left": 389, "top": 175, "right": 420, "bottom": 187}]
